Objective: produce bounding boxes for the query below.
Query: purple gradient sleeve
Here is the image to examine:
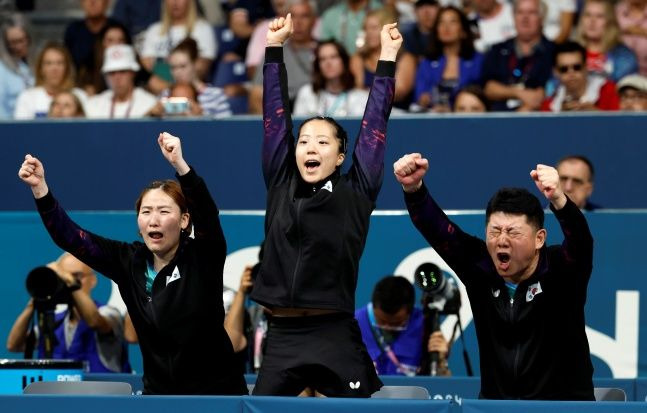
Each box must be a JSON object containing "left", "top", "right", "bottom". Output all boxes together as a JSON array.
[
  {"left": 36, "top": 192, "right": 133, "bottom": 283},
  {"left": 349, "top": 61, "right": 396, "bottom": 203},
  {"left": 261, "top": 47, "right": 293, "bottom": 188},
  {"left": 404, "top": 184, "right": 488, "bottom": 283}
]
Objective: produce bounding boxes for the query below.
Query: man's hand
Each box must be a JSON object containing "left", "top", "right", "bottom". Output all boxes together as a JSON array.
[
  {"left": 530, "top": 164, "right": 567, "bottom": 209},
  {"left": 379, "top": 22, "right": 402, "bottom": 62},
  {"left": 394, "top": 153, "right": 429, "bottom": 193},
  {"left": 239, "top": 265, "right": 254, "bottom": 294},
  {"left": 18, "top": 154, "right": 49, "bottom": 199},
  {"left": 427, "top": 331, "right": 449, "bottom": 357},
  {"left": 266, "top": 13, "right": 293, "bottom": 47},
  {"left": 158, "top": 132, "right": 190, "bottom": 175},
  {"left": 516, "top": 88, "right": 544, "bottom": 110}
]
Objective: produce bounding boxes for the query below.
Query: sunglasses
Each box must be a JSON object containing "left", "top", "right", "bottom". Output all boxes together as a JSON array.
[{"left": 557, "top": 63, "right": 583, "bottom": 74}]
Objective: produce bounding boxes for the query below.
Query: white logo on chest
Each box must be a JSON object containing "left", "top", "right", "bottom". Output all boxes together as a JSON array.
[
  {"left": 322, "top": 180, "right": 333, "bottom": 193},
  {"left": 526, "top": 281, "right": 543, "bottom": 302},
  {"left": 166, "top": 266, "right": 181, "bottom": 286}
]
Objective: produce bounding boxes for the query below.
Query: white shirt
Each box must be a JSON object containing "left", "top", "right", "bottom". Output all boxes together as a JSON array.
[
  {"left": 85, "top": 87, "right": 157, "bottom": 118},
  {"left": 14, "top": 87, "right": 88, "bottom": 119},
  {"left": 293, "top": 84, "right": 370, "bottom": 117},
  {"left": 141, "top": 19, "right": 217, "bottom": 60},
  {"left": 474, "top": 2, "right": 517, "bottom": 53},
  {"left": 543, "top": 0, "right": 576, "bottom": 41}
]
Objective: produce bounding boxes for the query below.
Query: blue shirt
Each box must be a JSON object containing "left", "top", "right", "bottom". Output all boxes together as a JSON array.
[{"left": 0, "top": 60, "right": 33, "bottom": 119}]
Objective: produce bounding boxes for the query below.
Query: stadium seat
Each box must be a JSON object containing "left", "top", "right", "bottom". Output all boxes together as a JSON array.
[
  {"left": 593, "top": 387, "right": 627, "bottom": 401},
  {"left": 371, "top": 385, "right": 430, "bottom": 399},
  {"left": 23, "top": 381, "right": 133, "bottom": 395}
]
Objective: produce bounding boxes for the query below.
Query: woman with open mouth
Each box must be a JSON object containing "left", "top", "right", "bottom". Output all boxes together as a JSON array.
[
  {"left": 249, "top": 13, "right": 401, "bottom": 397},
  {"left": 17, "top": 132, "right": 247, "bottom": 395}
]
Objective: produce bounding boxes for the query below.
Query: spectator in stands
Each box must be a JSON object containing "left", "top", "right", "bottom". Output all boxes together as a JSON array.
[
  {"left": 245, "top": 0, "right": 290, "bottom": 78},
  {"left": 576, "top": 0, "right": 638, "bottom": 82},
  {"left": 470, "top": 0, "right": 516, "bottom": 52},
  {"left": 6, "top": 253, "right": 130, "bottom": 373},
  {"left": 18, "top": 133, "right": 248, "bottom": 395},
  {"left": 482, "top": 0, "right": 554, "bottom": 112},
  {"left": 48, "top": 91, "right": 86, "bottom": 118},
  {"left": 453, "top": 84, "right": 489, "bottom": 112},
  {"left": 141, "top": 0, "right": 217, "bottom": 93},
  {"left": 556, "top": 155, "right": 599, "bottom": 210},
  {"left": 149, "top": 82, "right": 203, "bottom": 117},
  {"left": 351, "top": 8, "right": 417, "bottom": 109},
  {"left": 14, "top": 42, "right": 87, "bottom": 119},
  {"left": 249, "top": 0, "right": 317, "bottom": 114},
  {"left": 402, "top": 0, "right": 439, "bottom": 60},
  {"left": 617, "top": 73, "right": 647, "bottom": 110},
  {"left": 320, "top": 0, "right": 382, "bottom": 55},
  {"left": 0, "top": 12, "right": 33, "bottom": 119},
  {"left": 64, "top": 0, "right": 118, "bottom": 90},
  {"left": 394, "top": 154, "right": 595, "bottom": 399},
  {"left": 542, "top": 41, "right": 620, "bottom": 111},
  {"left": 542, "top": 0, "right": 576, "bottom": 43},
  {"left": 223, "top": 264, "right": 255, "bottom": 372},
  {"left": 356, "top": 275, "right": 451, "bottom": 376},
  {"left": 87, "top": 21, "right": 150, "bottom": 96},
  {"left": 164, "top": 38, "right": 231, "bottom": 118},
  {"left": 616, "top": 0, "right": 647, "bottom": 76},
  {"left": 85, "top": 44, "right": 157, "bottom": 118},
  {"left": 413, "top": 6, "right": 483, "bottom": 112},
  {"left": 294, "top": 40, "right": 369, "bottom": 116},
  {"left": 111, "top": 0, "right": 161, "bottom": 53}
]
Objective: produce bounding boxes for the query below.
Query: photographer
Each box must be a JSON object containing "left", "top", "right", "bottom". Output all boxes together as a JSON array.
[
  {"left": 6, "top": 253, "right": 130, "bottom": 373},
  {"left": 355, "top": 276, "right": 450, "bottom": 376}
]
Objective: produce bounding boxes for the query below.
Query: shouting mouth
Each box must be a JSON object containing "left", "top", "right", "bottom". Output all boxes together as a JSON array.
[
  {"left": 148, "top": 231, "right": 163, "bottom": 242},
  {"left": 497, "top": 252, "right": 511, "bottom": 271},
  {"left": 304, "top": 160, "right": 320, "bottom": 173}
]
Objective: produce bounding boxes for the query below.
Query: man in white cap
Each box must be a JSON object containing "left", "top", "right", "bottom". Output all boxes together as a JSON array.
[
  {"left": 617, "top": 74, "right": 647, "bottom": 111},
  {"left": 86, "top": 44, "right": 157, "bottom": 118}
]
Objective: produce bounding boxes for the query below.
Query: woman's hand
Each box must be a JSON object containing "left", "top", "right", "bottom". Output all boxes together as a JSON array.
[
  {"left": 267, "top": 13, "right": 293, "bottom": 47},
  {"left": 379, "top": 22, "right": 403, "bottom": 62},
  {"left": 18, "top": 154, "right": 49, "bottom": 199},
  {"left": 158, "top": 132, "right": 190, "bottom": 175}
]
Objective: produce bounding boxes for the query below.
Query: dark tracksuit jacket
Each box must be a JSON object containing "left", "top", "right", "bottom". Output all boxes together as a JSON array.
[
  {"left": 405, "top": 184, "right": 594, "bottom": 400},
  {"left": 36, "top": 169, "right": 247, "bottom": 395},
  {"left": 249, "top": 47, "right": 395, "bottom": 314}
]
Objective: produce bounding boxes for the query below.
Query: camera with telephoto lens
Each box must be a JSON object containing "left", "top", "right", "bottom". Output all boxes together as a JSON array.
[
  {"left": 414, "top": 262, "right": 460, "bottom": 315},
  {"left": 25, "top": 266, "right": 73, "bottom": 312}
]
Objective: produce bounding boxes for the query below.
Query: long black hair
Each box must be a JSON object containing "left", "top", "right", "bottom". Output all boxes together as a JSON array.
[{"left": 426, "top": 6, "right": 476, "bottom": 61}]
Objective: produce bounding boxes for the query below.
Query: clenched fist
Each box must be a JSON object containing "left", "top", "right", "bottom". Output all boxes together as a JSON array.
[
  {"left": 530, "top": 164, "right": 567, "bottom": 209},
  {"left": 393, "top": 153, "right": 429, "bottom": 193},
  {"left": 18, "top": 154, "right": 49, "bottom": 199}
]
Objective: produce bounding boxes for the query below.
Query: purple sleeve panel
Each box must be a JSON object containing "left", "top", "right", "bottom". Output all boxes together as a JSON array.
[
  {"left": 551, "top": 196, "right": 594, "bottom": 276},
  {"left": 35, "top": 191, "right": 133, "bottom": 283},
  {"left": 349, "top": 60, "right": 396, "bottom": 203},
  {"left": 262, "top": 47, "right": 294, "bottom": 188},
  {"left": 404, "top": 183, "right": 488, "bottom": 284},
  {"left": 177, "top": 168, "right": 225, "bottom": 254}
]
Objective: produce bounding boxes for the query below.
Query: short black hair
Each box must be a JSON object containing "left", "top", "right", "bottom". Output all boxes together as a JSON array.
[
  {"left": 486, "top": 188, "right": 544, "bottom": 230},
  {"left": 553, "top": 40, "right": 587, "bottom": 67},
  {"left": 556, "top": 155, "right": 595, "bottom": 182},
  {"left": 372, "top": 276, "right": 415, "bottom": 314},
  {"left": 298, "top": 116, "right": 348, "bottom": 154}
]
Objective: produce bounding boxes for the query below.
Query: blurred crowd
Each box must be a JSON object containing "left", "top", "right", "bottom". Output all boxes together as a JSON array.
[{"left": 1, "top": 0, "right": 646, "bottom": 120}]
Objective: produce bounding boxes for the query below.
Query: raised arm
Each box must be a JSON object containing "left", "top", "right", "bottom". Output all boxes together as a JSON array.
[
  {"left": 394, "top": 153, "right": 488, "bottom": 280},
  {"left": 531, "top": 164, "right": 593, "bottom": 270},
  {"left": 158, "top": 133, "right": 224, "bottom": 249},
  {"left": 18, "top": 155, "right": 133, "bottom": 281},
  {"left": 262, "top": 14, "right": 295, "bottom": 188},
  {"left": 349, "top": 23, "right": 400, "bottom": 202}
]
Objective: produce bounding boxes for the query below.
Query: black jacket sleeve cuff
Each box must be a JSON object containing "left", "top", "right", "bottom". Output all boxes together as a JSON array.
[
  {"left": 265, "top": 47, "right": 284, "bottom": 64},
  {"left": 176, "top": 166, "right": 199, "bottom": 186},
  {"left": 376, "top": 60, "right": 396, "bottom": 78},
  {"left": 403, "top": 182, "right": 429, "bottom": 204},
  {"left": 35, "top": 190, "right": 56, "bottom": 212},
  {"left": 550, "top": 195, "right": 578, "bottom": 217}
]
